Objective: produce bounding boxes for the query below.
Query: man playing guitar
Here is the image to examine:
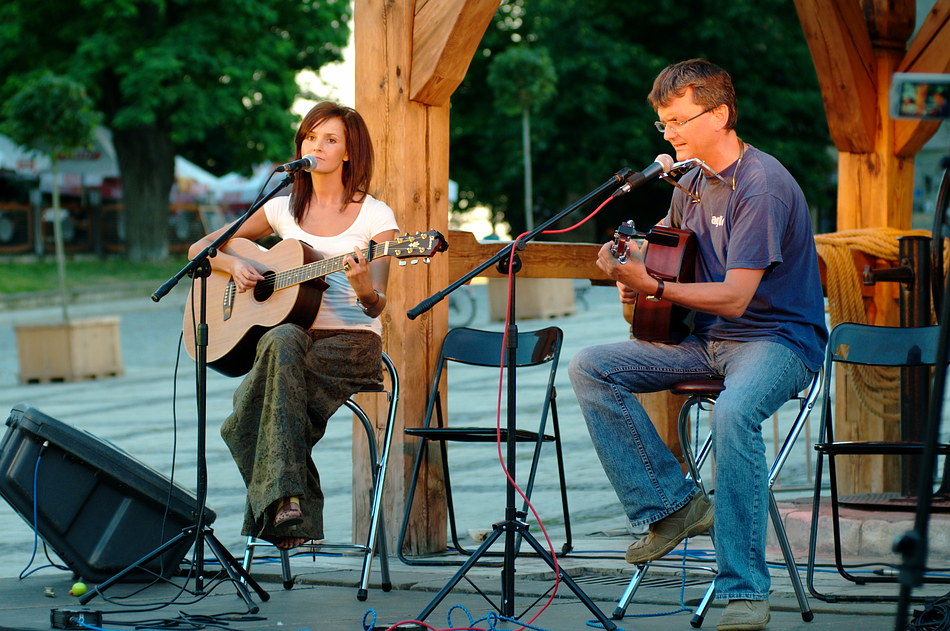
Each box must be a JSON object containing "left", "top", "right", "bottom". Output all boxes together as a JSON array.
[{"left": 569, "top": 59, "right": 827, "bottom": 631}]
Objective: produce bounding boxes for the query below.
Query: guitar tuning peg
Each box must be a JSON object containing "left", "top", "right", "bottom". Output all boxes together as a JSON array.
[
  {"left": 423, "top": 257, "right": 431, "bottom": 264},
  {"left": 410, "top": 259, "right": 419, "bottom": 265},
  {"left": 399, "top": 261, "right": 407, "bottom": 266}
]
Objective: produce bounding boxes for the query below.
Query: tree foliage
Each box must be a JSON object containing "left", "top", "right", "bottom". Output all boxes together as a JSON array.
[
  {"left": 450, "top": 0, "right": 834, "bottom": 241},
  {"left": 0, "top": 74, "right": 101, "bottom": 157},
  {"left": 0, "top": 0, "right": 351, "bottom": 261},
  {"left": 487, "top": 46, "right": 557, "bottom": 115}
]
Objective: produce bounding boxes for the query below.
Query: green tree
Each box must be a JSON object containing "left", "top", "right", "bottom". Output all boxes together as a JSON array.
[
  {"left": 451, "top": 0, "right": 833, "bottom": 240},
  {"left": 0, "top": 0, "right": 350, "bottom": 262},
  {"left": 487, "top": 46, "right": 557, "bottom": 232},
  {"left": 1, "top": 74, "right": 101, "bottom": 320}
]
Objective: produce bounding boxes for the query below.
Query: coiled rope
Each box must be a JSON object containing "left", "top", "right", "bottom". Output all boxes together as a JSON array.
[{"left": 814, "top": 227, "right": 931, "bottom": 416}]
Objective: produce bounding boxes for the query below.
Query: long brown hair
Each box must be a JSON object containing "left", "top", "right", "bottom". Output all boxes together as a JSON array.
[
  {"left": 288, "top": 101, "right": 375, "bottom": 222},
  {"left": 648, "top": 59, "right": 738, "bottom": 130}
]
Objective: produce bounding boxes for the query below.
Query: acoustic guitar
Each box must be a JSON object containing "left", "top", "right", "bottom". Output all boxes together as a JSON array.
[
  {"left": 611, "top": 220, "right": 696, "bottom": 343},
  {"left": 182, "top": 230, "right": 447, "bottom": 377}
]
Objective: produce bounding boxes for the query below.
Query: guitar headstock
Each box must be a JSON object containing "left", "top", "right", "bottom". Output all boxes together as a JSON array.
[
  {"left": 611, "top": 220, "right": 637, "bottom": 264},
  {"left": 390, "top": 230, "right": 449, "bottom": 260}
]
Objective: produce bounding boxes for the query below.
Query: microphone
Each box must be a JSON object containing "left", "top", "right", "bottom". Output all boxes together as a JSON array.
[
  {"left": 611, "top": 154, "right": 675, "bottom": 197},
  {"left": 275, "top": 155, "right": 318, "bottom": 173}
]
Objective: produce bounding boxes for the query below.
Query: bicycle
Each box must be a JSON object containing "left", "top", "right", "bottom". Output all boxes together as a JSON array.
[{"left": 448, "top": 284, "right": 478, "bottom": 328}]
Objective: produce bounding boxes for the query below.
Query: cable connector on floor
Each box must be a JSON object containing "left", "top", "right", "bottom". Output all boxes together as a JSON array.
[{"left": 50, "top": 607, "right": 103, "bottom": 629}]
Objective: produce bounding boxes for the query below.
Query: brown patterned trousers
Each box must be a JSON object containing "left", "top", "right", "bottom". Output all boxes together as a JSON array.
[{"left": 220, "top": 324, "right": 382, "bottom": 543}]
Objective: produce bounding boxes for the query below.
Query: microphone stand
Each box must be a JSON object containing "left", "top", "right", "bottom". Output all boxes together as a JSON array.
[
  {"left": 406, "top": 168, "right": 634, "bottom": 630},
  {"left": 80, "top": 172, "right": 298, "bottom": 611}
]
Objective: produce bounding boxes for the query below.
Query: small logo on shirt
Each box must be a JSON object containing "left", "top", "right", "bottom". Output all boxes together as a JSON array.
[{"left": 711, "top": 215, "right": 725, "bottom": 227}]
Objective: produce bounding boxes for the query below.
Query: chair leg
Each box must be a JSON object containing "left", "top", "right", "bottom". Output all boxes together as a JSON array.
[
  {"left": 396, "top": 434, "right": 430, "bottom": 564},
  {"left": 550, "top": 400, "right": 574, "bottom": 554},
  {"left": 806, "top": 448, "right": 828, "bottom": 601}
]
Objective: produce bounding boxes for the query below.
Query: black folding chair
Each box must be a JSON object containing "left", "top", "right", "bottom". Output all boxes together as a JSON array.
[
  {"left": 806, "top": 323, "right": 950, "bottom": 602},
  {"left": 397, "top": 326, "right": 572, "bottom": 564}
]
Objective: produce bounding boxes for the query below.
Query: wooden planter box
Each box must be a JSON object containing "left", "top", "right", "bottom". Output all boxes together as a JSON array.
[
  {"left": 487, "top": 277, "right": 576, "bottom": 321},
  {"left": 15, "top": 316, "right": 124, "bottom": 384}
]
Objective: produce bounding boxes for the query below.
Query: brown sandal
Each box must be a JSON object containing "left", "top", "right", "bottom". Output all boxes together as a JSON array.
[{"left": 273, "top": 496, "right": 303, "bottom": 528}]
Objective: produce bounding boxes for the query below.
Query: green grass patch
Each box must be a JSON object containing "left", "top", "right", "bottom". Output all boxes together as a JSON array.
[{"left": 1, "top": 259, "right": 188, "bottom": 294}]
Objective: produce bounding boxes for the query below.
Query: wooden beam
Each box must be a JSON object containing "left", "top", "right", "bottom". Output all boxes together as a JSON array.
[
  {"left": 447, "top": 230, "right": 609, "bottom": 282},
  {"left": 899, "top": 0, "right": 950, "bottom": 71},
  {"left": 793, "top": 0, "right": 878, "bottom": 153},
  {"left": 410, "top": 0, "right": 499, "bottom": 106},
  {"left": 894, "top": 1, "right": 950, "bottom": 157}
]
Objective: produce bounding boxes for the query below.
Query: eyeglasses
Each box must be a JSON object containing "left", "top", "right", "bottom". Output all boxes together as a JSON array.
[{"left": 654, "top": 106, "right": 717, "bottom": 133}]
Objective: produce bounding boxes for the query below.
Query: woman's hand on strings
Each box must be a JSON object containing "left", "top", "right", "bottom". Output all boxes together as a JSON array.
[{"left": 230, "top": 258, "right": 266, "bottom": 293}]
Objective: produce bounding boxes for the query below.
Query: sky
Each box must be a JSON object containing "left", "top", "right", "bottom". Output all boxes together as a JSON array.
[{"left": 294, "top": 26, "right": 356, "bottom": 114}]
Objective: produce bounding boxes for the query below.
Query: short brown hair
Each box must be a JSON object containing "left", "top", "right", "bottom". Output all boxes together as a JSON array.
[
  {"left": 648, "top": 59, "right": 738, "bottom": 130},
  {"left": 289, "top": 101, "right": 375, "bottom": 222}
]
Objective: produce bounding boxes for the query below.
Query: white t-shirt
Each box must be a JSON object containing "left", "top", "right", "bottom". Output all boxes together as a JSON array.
[{"left": 263, "top": 193, "right": 399, "bottom": 336}]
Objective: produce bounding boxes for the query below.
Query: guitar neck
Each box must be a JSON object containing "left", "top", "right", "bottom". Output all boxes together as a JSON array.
[{"left": 274, "top": 242, "right": 389, "bottom": 290}]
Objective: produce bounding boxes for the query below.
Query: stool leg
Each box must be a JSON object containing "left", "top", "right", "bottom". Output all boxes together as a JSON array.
[
  {"left": 612, "top": 564, "right": 650, "bottom": 619},
  {"left": 280, "top": 548, "right": 293, "bottom": 590},
  {"left": 690, "top": 580, "right": 716, "bottom": 628},
  {"left": 768, "top": 493, "right": 813, "bottom": 620},
  {"left": 241, "top": 535, "right": 255, "bottom": 576}
]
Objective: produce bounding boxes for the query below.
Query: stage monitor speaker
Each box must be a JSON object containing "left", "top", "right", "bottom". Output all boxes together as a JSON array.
[{"left": 0, "top": 404, "right": 215, "bottom": 582}]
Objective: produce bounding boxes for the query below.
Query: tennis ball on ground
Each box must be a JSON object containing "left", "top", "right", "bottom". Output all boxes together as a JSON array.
[{"left": 69, "top": 582, "right": 87, "bottom": 596}]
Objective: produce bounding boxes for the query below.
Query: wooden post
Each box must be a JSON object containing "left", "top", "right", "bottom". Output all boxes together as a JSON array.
[
  {"left": 793, "top": 0, "right": 950, "bottom": 494},
  {"left": 353, "top": 0, "right": 498, "bottom": 553}
]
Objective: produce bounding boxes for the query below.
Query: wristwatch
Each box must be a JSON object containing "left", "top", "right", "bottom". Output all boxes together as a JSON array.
[{"left": 645, "top": 278, "right": 665, "bottom": 302}]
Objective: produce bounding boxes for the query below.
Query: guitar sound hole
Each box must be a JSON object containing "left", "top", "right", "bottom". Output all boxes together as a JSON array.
[{"left": 253, "top": 271, "right": 276, "bottom": 303}]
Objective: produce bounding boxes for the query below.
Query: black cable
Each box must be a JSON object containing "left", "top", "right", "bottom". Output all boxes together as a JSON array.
[{"left": 907, "top": 591, "right": 950, "bottom": 631}]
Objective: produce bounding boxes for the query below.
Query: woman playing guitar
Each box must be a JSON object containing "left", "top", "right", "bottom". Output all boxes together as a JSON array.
[{"left": 188, "top": 102, "right": 398, "bottom": 551}]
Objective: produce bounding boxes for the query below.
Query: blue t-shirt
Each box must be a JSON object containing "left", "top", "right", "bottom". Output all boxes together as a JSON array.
[{"left": 665, "top": 145, "right": 828, "bottom": 371}]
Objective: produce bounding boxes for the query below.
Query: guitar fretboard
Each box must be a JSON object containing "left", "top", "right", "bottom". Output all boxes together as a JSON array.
[{"left": 273, "top": 241, "right": 389, "bottom": 290}]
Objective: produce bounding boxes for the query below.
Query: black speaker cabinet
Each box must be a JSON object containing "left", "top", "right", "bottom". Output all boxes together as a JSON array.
[{"left": 0, "top": 404, "right": 216, "bottom": 582}]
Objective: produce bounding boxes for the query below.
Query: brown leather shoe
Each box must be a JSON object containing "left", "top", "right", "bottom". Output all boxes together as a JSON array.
[
  {"left": 717, "top": 599, "right": 770, "bottom": 630},
  {"left": 625, "top": 492, "right": 713, "bottom": 564}
]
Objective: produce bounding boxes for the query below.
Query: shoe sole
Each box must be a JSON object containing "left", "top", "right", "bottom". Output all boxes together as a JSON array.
[{"left": 625, "top": 503, "right": 714, "bottom": 564}]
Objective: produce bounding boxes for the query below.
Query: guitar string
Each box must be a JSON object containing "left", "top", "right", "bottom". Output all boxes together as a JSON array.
[{"left": 246, "top": 242, "right": 388, "bottom": 292}]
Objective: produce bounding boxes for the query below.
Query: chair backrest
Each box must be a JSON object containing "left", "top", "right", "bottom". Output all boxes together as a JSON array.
[
  {"left": 423, "top": 326, "right": 563, "bottom": 427},
  {"left": 438, "top": 327, "right": 562, "bottom": 368},
  {"left": 825, "top": 323, "right": 940, "bottom": 368}
]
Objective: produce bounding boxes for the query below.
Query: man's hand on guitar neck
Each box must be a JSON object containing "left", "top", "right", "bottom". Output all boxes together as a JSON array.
[{"left": 596, "top": 241, "right": 658, "bottom": 302}]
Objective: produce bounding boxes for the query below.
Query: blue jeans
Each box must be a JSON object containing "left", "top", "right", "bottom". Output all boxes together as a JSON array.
[{"left": 568, "top": 335, "right": 811, "bottom": 600}]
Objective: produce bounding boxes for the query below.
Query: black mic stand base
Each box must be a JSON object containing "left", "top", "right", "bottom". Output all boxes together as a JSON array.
[
  {"left": 410, "top": 172, "right": 632, "bottom": 631},
  {"left": 78, "top": 525, "right": 269, "bottom": 611},
  {"left": 416, "top": 510, "right": 617, "bottom": 629}
]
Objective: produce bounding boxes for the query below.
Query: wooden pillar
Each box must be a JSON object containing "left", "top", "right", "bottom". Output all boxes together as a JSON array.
[
  {"left": 794, "top": 0, "right": 950, "bottom": 494},
  {"left": 352, "top": 0, "right": 498, "bottom": 553}
]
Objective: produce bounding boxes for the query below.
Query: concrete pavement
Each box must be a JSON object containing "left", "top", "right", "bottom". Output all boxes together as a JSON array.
[{"left": 0, "top": 281, "right": 946, "bottom": 630}]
